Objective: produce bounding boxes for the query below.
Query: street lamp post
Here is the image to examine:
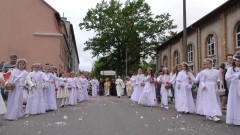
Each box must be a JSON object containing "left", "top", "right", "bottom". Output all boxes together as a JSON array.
[
  {"left": 126, "top": 46, "right": 128, "bottom": 78},
  {"left": 183, "top": 0, "right": 187, "bottom": 62}
]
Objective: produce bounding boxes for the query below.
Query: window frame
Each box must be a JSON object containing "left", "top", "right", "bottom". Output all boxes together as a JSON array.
[
  {"left": 163, "top": 56, "right": 168, "bottom": 68},
  {"left": 173, "top": 51, "right": 179, "bottom": 67},
  {"left": 207, "top": 35, "right": 216, "bottom": 56},
  {"left": 236, "top": 24, "right": 240, "bottom": 48},
  {"left": 187, "top": 44, "right": 193, "bottom": 62}
]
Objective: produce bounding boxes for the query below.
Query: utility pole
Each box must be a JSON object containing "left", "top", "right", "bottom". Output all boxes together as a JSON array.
[
  {"left": 183, "top": 0, "right": 187, "bottom": 62},
  {"left": 126, "top": 46, "right": 128, "bottom": 78}
]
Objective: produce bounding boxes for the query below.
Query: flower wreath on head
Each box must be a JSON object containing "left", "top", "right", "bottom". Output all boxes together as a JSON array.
[
  {"left": 204, "top": 58, "right": 213, "bottom": 63},
  {"left": 182, "top": 62, "right": 189, "bottom": 66},
  {"left": 148, "top": 67, "right": 153, "bottom": 70},
  {"left": 17, "top": 59, "right": 27, "bottom": 64},
  {"left": 162, "top": 67, "right": 168, "bottom": 70},
  {"left": 233, "top": 54, "right": 240, "bottom": 61}
]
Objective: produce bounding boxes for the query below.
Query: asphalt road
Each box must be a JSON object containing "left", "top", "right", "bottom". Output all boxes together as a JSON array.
[{"left": 0, "top": 96, "right": 239, "bottom": 135}]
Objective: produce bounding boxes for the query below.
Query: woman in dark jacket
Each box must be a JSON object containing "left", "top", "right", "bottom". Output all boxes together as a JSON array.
[{"left": 110, "top": 78, "right": 117, "bottom": 96}]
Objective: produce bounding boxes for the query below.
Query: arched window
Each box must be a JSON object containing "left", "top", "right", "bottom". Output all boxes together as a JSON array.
[
  {"left": 187, "top": 44, "right": 193, "bottom": 62},
  {"left": 173, "top": 51, "right": 179, "bottom": 67},
  {"left": 163, "top": 56, "right": 168, "bottom": 68},
  {"left": 207, "top": 34, "right": 216, "bottom": 56},
  {"left": 236, "top": 24, "right": 240, "bottom": 48}
]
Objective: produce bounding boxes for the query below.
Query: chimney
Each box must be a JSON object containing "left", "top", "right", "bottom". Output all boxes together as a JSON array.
[{"left": 61, "top": 17, "right": 67, "bottom": 22}]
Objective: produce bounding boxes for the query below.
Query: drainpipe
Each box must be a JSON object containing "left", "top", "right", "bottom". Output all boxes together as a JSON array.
[{"left": 191, "top": 25, "right": 199, "bottom": 72}]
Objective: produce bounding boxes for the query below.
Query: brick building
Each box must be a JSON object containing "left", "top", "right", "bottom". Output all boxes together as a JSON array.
[
  {"left": 156, "top": 0, "right": 240, "bottom": 73},
  {"left": 0, "top": 0, "right": 79, "bottom": 73}
]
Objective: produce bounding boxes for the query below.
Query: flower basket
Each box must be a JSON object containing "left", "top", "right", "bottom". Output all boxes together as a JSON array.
[
  {"left": 5, "top": 83, "right": 15, "bottom": 90},
  {"left": 140, "top": 82, "right": 145, "bottom": 86},
  {"left": 165, "top": 84, "right": 171, "bottom": 90},
  {"left": 216, "top": 83, "right": 225, "bottom": 96}
]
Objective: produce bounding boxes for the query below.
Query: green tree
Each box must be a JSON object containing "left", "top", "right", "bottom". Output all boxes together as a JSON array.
[
  {"left": 80, "top": 0, "right": 176, "bottom": 76},
  {"left": 140, "top": 60, "right": 156, "bottom": 73}
]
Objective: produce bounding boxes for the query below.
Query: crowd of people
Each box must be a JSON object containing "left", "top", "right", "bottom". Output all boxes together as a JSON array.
[
  {"left": 0, "top": 53, "right": 240, "bottom": 127},
  {"left": 96, "top": 53, "right": 240, "bottom": 126},
  {"left": 0, "top": 54, "right": 91, "bottom": 121}
]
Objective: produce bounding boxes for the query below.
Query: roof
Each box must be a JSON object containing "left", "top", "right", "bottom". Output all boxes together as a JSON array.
[
  {"left": 41, "top": 0, "right": 61, "bottom": 23},
  {"left": 70, "top": 24, "right": 80, "bottom": 63},
  {"left": 156, "top": 0, "right": 238, "bottom": 51},
  {"left": 41, "top": 0, "right": 58, "bottom": 13},
  {"left": 61, "top": 18, "right": 80, "bottom": 63}
]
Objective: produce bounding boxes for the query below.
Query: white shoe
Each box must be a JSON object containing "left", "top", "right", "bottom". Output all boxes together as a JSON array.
[
  {"left": 213, "top": 116, "right": 220, "bottom": 122},
  {"left": 164, "top": 106, "right": 169, "bottom": 109},
  {"left": 206, "top": 116, "right": 213, "bottom": 121}
]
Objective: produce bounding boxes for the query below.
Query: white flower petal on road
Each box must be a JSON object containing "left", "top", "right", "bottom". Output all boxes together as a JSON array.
[
  {"left": 144, "top": 124, "right": 148, "bottom": 127},
  {"left": 54, "top": 122, "right": 67, "bottom": 126},
  {"left": 158, "top": 119, "right": 161, "bottom": 122},
  {"left": 24, "top": 121, "right": 29, "bottom": 126},
  {"left": 162, "top": 117, "right": 165, "bottom": 120},
  {"left": 79, "top": 118, "right": 83, "bottom": 121},
  {"left": 140, "top": 116, "right": 144, "bottom": 119},
  {"left": 37, "top": 131, "right": 42, "bottom": 135},
  {"left": 63, "top": 115, "right": 68, "bottom": 120},
  {"left": 180, "top": 127, "right": 186, "bottom": 130}
]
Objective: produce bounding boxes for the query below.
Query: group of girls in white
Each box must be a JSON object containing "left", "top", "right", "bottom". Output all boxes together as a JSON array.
[
  {"left": 129, "top": 54, "right": 240, "bottom": 125},
  {"left": 0, "top": 59, "right": 90, "bottom": 121},
  {"left": 130, "top": 67, "right": 157, "bottom": 106},
  {"left": 1, "top": 54, "right": 240, "bottom": 126}
]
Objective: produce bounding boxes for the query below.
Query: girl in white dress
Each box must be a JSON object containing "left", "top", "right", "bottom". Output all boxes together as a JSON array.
[
  {"left": 91, "top": 77, "right": 99, "bottom": 97},
  {"left": 194, "top": 62, "right": 205, "bottom": 115},
  {"left": 66, "top": 73, "right": 78, "bottom": 106},
  {"left": 125, "top": 77, "right": 133, "bottom": 98},
  {"left": 129, "top": 74, "right": 136, "bottom": 98},
  {"left": 25, "top": 63, "right": 50, "bottom": 115},
  {"left": 169, "top": 65, "right": 182, "bottom": 109},
  {"left": 201, "top": 58, "right": 222, "bottom": 122},
  {"left": 57, "top": 73, "right": 69, "bottom": 108},
  {"left": 159, "top": 67, "right": 171, "bottom": 109},
  {"left": 175, "top": 62, "right": 195, "bottom": 114},
  {"left": 82, "top": 73, "right": 89, "bottom": 100},
  {"left": 0, "top": 93, "right": 6, "bottom": 115},
  {"left": 4, "top": 59, "right": 28, "bottom": 120},
  {"left": 115, "top": 76, "right": 124, "bottom": 98},
  {"left": 0, "top": 70, "right": 6, "bottom": 115},
  {"left": 131, "top": 68, "right": 145, "bottom": 102},
  {"left": 169, "top": 67, "right": 177, "bottom": 101},
  {"left": 225, "top": 54, "right": 240, "bottom": 125},
  {"left": 77, "top": 73, "right": 85, "bottom": 102},
  {"left": 43, "top": 65, "right": 61, "bottom": 111},
  {"left": 138, "top": 67, "right": 157, "bottom": 106}
]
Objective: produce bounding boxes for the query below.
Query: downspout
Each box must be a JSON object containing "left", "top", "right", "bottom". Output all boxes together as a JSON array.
[{"left": 191, "top": 25, "right": 199, "bottom": 72}]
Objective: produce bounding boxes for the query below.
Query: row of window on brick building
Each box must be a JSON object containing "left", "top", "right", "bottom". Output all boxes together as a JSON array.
[{"left": 162, "top": 23, "right": 240, "bottom": 71}]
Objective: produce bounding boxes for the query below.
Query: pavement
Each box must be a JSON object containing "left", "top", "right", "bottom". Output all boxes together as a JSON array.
[{"left": 0, "top": 96, "right": 239, "bottom": 135}]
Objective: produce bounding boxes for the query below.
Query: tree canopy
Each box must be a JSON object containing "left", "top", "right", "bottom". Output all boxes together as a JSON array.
[{"left": 80, "top": 0, "right": 177, "bottom": 76}]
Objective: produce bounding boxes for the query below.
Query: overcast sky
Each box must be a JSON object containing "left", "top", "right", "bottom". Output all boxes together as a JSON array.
[{"left": 45, "top": 0, "right": 228, "bottom": 71}]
